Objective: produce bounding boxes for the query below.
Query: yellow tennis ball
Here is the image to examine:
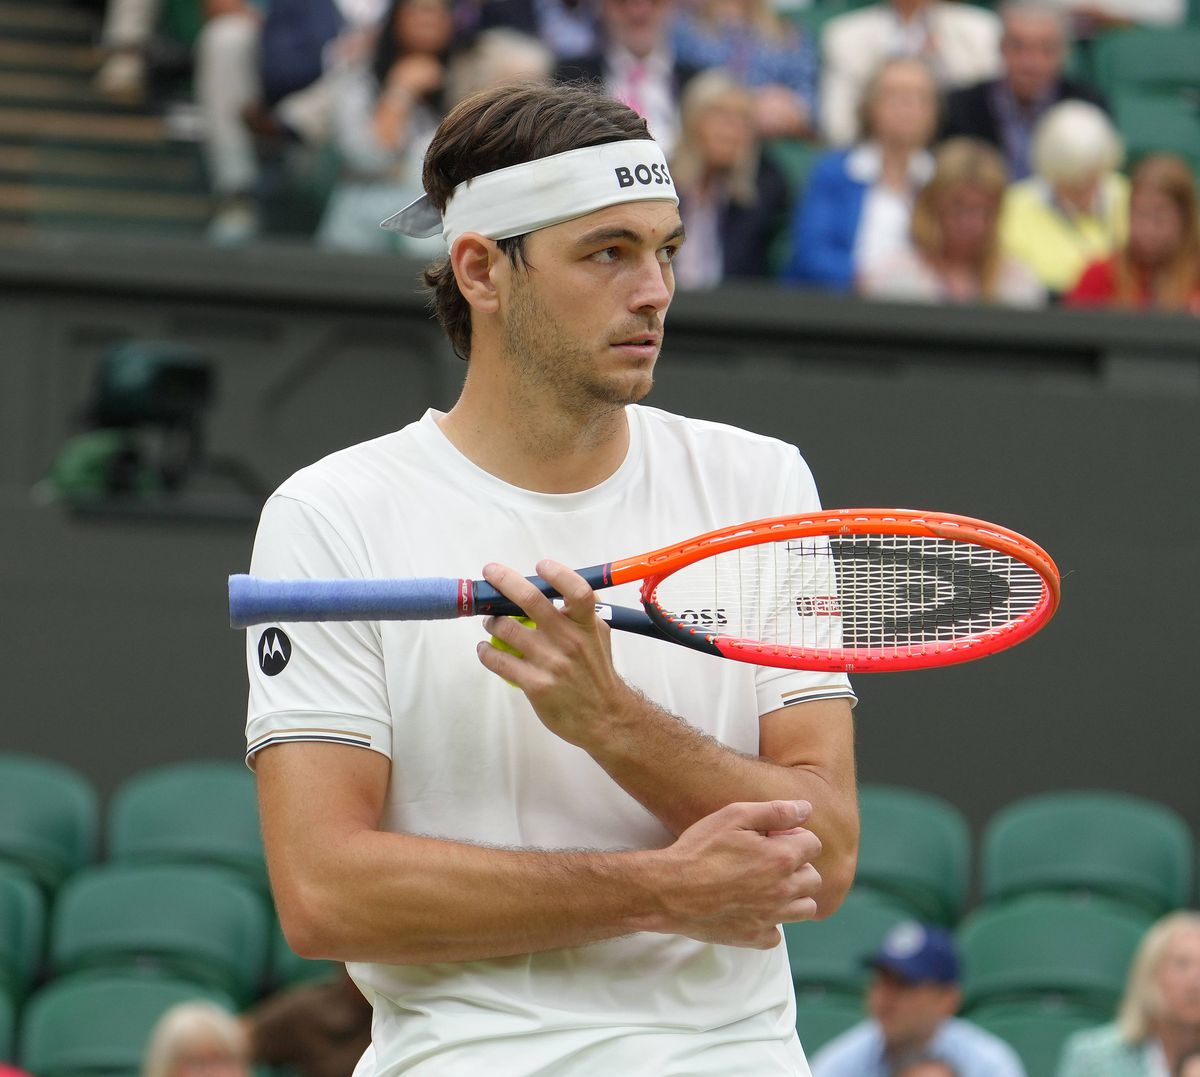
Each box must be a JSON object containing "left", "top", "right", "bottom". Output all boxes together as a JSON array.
[{"left": 490, "top": 616, "right": 535, "bottom": 686}]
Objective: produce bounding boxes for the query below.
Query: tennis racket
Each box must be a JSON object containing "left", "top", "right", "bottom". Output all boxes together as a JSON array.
[{"left": 229, "top": 509, "right": 1060, "bottom": 673}]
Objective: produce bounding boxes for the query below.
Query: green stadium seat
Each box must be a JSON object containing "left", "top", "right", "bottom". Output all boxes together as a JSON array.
[
  {"left": 1111, "top": 92, "right": 1200, "bottom": 174},
  {"left": 958, "top": 894, "right": 1152, "bottom": 1014},
  {"left": 0, "top": 863, "right": 47, "bottom": 1001},
  {"left": 107, "top": 760, "right": 267, "bottom": 891},
  {"left": 1091, "top": 27, "right": 1200, "bottom": 100},
  {"left": 793, "top": 992, "right": 863, "bottom": 1053},
  {"left": 782, "top": 888, "right": 911, "bottom": 999},
  {"left": 856, "top": 784, "right": 970, "bottom": 925},
  {"left": 981, "top": 790, "right": 1194, "bottom": 917},
  {"left": 50, "top": 863, "right": 271, "bottom": 1005},
  {"left": 0, "top": 753, "right": 98, "bottom": 894},
  {"left": 969, "top": 1001, "right": 1104, "bottom": 1077},
  {"left": 18, "top": 973, "right": 237, "bottom": 1077},
  {"left": 0, "top": 989, "right": 13, "bottom": 1065}
]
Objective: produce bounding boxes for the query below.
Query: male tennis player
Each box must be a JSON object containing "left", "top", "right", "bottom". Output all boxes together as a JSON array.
[{"left": 245, "top": 82, "right": 858, "bottom": 1075}]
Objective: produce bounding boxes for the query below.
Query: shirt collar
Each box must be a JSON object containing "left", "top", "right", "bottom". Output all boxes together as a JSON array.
[{"left": 847, "top": 142, "right": 935, "bottom": 187}]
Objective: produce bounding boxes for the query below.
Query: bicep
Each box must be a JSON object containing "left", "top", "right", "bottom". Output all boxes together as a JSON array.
[
  {"left": 255, "top": 742, "right": 390, "bottom": 931},
  {"left": 759, "top": 696, "right": 855, "bottom": 779}
]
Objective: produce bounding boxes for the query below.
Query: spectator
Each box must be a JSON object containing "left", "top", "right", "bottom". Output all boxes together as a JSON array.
[
  {"left": 897, "top": 1059, "right": 963, "bottom": 1077},
  {"left": 861, "top": 138, "right": 1044, "bottom": 306},
  {"left": 142, "top": 1001, "right": 250, "bottom": 1077},
  {"left": 941, "top": 1, "right": 1107, "bottom": 180},
  {"left": 316, "top": 0, "right": 457, "bottom": 254},
  {"left": 999, "top": 98, "right": 1127, "bottom": 295},
  {"left": 671, "top": 0, "right": 818, "bottom": 139},
  {"left": 1067, "top": 154, "right": 1200, "bottom": 313},
  {"left": 1039, "top": 0, "right": 1185, "bottom": 37},
  {"left": 821, "top": 0, "right": 1002, "bottom": 147},
  {"left": 555, "top": 0, "right": 699, "bottom": 155},
  {"left": 811, "top": 921, "right": 1026, "bottom": 1077},
  {"left": 94, "top": 0, "right": 158, "bottom": 100},
  {"left": 782, "top": 56, "right": 938, "bottom": 292},
  {"left": 1057, "top": 910, "right": 1200, "bottom": 1077},
  {"left": 1179, "top": 1048, "right": 1200, "bottom": 1077},
  {"left": 476, "top": 0, "right": 601, "bottom": 60},
  {"left": 197, "top": 0, "right": 390, "bottom": 245},
  {"left": 442, "top": 28, "right": 554, "bottom": 105},
  {"left": 243, "top": 967, "right": 372, "bottom": 1077},
  {"left": 669, "top": 70, "right": 791, "bottom": 287}
]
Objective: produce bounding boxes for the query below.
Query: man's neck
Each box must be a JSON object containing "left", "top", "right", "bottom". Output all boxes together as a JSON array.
[{"left": 436, "top": 362, "right": 632, "bottom": 494}]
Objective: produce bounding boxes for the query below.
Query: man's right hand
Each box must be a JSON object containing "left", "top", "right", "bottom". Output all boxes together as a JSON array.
[{"left": 642, "top": 800, "right": 823, "bottom": 949}]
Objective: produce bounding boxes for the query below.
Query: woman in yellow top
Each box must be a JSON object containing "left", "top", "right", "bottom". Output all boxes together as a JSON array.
[{"left": 999, "top": 99, "right": 1129, "bottom": 295}]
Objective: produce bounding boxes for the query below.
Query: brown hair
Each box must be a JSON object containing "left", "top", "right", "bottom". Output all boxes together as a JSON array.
[
  {"left": 420, "top": 82, "right": 650, "bottom": 358},
  {"left": 910, "top": 138, "right": 1010, "bottom": 299},
  {"left": 1113, "top": 153, "right": 1200, "bottom": 311}
]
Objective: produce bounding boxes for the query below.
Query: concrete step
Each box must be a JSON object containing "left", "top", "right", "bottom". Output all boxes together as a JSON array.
[
  {"left": 0, "top": 180, "right": 209, "bottom": 223},
  {"left": 0, "top": 105, "right": 169, "bottom": 143},
  {"left": 0, "top": 71, "right": 149, "bottom": 112},
  {"left": 0, "top": 143, "right": 202, "bottom": 190},
  {"left": 0, "top": 2, "right": 97, "bottom": 43},
  {"left": 0, "top": 39, "right": 101, "bottom": 75}
]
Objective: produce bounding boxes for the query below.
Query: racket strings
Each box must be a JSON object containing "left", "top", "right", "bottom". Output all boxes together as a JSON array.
[{"left": 649, "top": 534, "right": 1047, "bottom": 656}]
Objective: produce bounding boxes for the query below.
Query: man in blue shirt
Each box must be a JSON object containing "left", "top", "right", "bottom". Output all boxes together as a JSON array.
[{"left": 809, "top": 921, "right": 1026, "bottom": 1077}]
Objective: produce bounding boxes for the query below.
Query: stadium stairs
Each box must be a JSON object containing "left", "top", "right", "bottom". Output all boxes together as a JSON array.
[{"left": 0, "top": 0, "right": 208, "bottom": 240}]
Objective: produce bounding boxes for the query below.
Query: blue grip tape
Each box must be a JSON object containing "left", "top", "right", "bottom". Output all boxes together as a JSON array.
[{"left": 228, "top": 575, "right": 464, "bottom": 628}]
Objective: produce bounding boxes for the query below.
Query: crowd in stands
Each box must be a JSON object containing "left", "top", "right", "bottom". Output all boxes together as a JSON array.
[{"left": 85, "top": 0, "right": 1200, "bottom": 314}]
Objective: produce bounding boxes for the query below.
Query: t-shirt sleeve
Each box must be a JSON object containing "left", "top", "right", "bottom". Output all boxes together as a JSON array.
[
  {"left": 754, "top": 449, "right": 857, "bottom": 716},
  {"left": 244, "top": 493, "right": 393, "bottom": 766}
]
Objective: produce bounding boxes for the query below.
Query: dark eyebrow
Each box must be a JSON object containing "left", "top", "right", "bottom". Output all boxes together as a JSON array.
[{"left": 573, "top": 222, "right": 687, "bottom": 250}]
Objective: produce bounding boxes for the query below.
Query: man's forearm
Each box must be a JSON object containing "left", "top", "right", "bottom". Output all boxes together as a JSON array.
[{"left": 580, "top": 691, "right": 859, "bottom": 915}]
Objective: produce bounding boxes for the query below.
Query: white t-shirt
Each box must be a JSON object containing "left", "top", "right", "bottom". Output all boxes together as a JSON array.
[{"left": 245, "top": 404, "right": 855, "bottom": 1075}]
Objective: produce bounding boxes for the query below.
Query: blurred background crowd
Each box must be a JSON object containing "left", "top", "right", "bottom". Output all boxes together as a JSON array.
[{"left": 19, "top": 0, "right": 1195, "bottom": 313}]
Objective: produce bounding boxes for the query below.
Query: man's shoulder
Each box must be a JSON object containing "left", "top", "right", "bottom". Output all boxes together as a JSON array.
[
  {"left": 808, "top": 1018, "right": 881, "bottom": 1074},
  {"left": 1060, "top": 1021, "right": 1133, "bottom": 1060},
  {"left": 938, "top": 1016, "right": 1027, "bottom": 1069},
  {"left": 272, "top": 421, "right": 424, "bottom": 506},
  {"left": 931, "top": 0, "right": 1001, "bottom": 32}
]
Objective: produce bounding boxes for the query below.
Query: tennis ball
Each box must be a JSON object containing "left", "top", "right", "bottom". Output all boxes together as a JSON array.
[{"left": 490, "top": 616, "right": 535, "bottom": 686}]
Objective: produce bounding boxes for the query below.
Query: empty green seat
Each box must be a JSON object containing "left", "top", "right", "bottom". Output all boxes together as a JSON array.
[
  {"left": 107, "top": 760, "right": 267, "bottom": 890},
  {"left": 981, "top": 790, "right": 1194, "bottom": 917},
  {"left": 782, "top": 888, "right": 911, "bottom": 999},
  {"left": 1112, "top": 92, "right": 1200, "bottom": 173},
  {"left": 958, "top": 894, "right": 1151, "bottom": 1014},
  {"left": 0, "top": 989, "right": 13, "bottom": 1064},
  {"left": 856, "top": 783, "right": 970, "bottom": 925},
  {"left": 970, "top": 1002, "right": 1104, "bottom": 1077},
  {"left": 51, "top": 863, "right": 271, "bottom": 1005},
  {"left": 793, "top": 992, "right": 863, "bottom": 1053},
  {"left": 0, "top": 753, "right": 98, "bottom": 893},
  {"left": 1091, "top": 27, "right": 1200, "bottom": 100},
  {"left": 0, "top": 863, "right": 47, "bottom": 1001},
  {"left": 19, "top": 973, "right": 236, "bottom": 1077}
]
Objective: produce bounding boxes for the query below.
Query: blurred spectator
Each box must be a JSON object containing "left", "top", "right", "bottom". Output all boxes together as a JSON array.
[
  {"left": 1179, "top": 1048, "right": 1200, "bottom": 1077},
  {"left": 810, "top": 921, "right": 1026, "bottom": 1077},
  {"left": 443, "top": 27, "right": 554, "bottom": 103},
  {"left": 669, "top": 70, "right": 791, "bottom": 287},
  {"left": 862, "top": 138, "right": 1045, "bottom": 306},
  {"left": 671, "top": 0, "right": 818, "bottom": 139},
  {"left": 820, "top": 0, "right": 1002, "bottom": 147},
  {"left": 999, "top": 98, "right": 1127, "bottom": 295},
  {"left": 1057, "top": 910, "right": 1200, "bottom": 1077},
  {"left": 477, "top": 0, "right": 600, "bottom": 60},
  {"left": 782, "top": 57, "right": 938, "bottom": 292},
  {"left": 555, "top": 0, "right": 699, "bottom": 155},
  {"left": 95, "top": 0, "right": 158, "bottom": 99},
  {"left": 243, "top": 967, "right": 372, "bottom": 1077},
  {"left": 1039, "top": 0, "right": 1185, "bottom": 36},
  {"left": 1067, "top": 154, "right": 1200, "bottom": 313},
  {"left": 317, "top": 0, "right": 458, "bottom": 254},
  {"left": 897, "top": 1060, "right": 962, "bottom": 1077},
  {"left": 941, "top": 1, "right": 1107, "bottom": 180},
  {"left": 197, "top": 0, "right": 390, "bottom": 245},
  {"left": 142, "top": 1001, "right": 250, "bottom": 1077}
]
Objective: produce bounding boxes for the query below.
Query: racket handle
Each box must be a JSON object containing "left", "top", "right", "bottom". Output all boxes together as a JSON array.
[{"left": 229, "top": 575, "right": 470, "bottom": 628}]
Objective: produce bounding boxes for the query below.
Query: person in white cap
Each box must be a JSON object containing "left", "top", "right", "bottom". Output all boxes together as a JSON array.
[{"left": 244, "top": 81, "right": 859, "bottom": 1075}]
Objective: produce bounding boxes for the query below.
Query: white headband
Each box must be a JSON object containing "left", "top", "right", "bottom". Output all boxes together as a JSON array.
[{"left": 379, "top": 140, "right": 678, "bottom": 249}]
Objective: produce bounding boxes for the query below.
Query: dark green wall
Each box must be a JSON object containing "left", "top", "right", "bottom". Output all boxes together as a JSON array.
[{"left": 2, "top": 235, "right": 1198, "bottom": 851}]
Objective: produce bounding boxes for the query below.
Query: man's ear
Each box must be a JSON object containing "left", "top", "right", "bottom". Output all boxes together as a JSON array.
[{"left": 450, "top": 233, "right": 501, "bottom": 315}]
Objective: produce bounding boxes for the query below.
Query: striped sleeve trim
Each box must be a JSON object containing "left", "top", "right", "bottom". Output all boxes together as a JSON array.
[
  {"left": 778, "top": 687, "right": 858, "bottom": 708},
  {"left": 246, "top": 726, "right": 374, "bottom": 759}
]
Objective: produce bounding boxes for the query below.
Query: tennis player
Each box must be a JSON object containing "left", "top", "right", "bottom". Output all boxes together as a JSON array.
[{"left": 245, "top": 82, "right": 858, "bottom": 1075}]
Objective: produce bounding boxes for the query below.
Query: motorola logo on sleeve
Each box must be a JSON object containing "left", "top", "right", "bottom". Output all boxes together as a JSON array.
[{"left": 258, "top": 629, "right": 292, "bottom": 676}]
